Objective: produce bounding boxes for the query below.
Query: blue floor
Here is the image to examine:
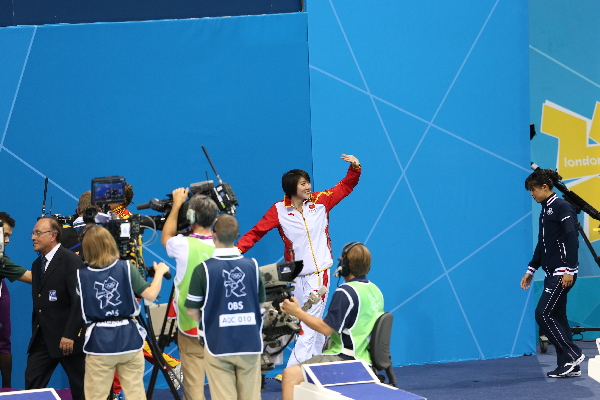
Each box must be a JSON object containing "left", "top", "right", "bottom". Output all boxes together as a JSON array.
[{"left": 152, "top": 340, "right": 600, "bottom": 400}]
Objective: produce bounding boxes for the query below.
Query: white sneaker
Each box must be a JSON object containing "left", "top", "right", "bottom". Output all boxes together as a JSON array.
[{"left": 170, "top": 363, "right": 183, "bottom": 390}]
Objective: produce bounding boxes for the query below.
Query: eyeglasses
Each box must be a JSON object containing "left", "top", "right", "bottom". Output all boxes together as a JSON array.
[{"left": 31, "top": 230, "right": 56, "bottom": 237}]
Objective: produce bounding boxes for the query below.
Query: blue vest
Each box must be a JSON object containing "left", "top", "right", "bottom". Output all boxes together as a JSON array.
[
  {"left": 78, "top": 259, "right": 144, "bottom": 354},
  {"left": 202, "top": 256, "right": 263, "bottom": 356}
]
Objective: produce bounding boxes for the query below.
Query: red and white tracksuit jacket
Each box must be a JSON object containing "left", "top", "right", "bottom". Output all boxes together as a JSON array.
[{"left": 237, "top": 164, "right": 361, "bottom": 365}]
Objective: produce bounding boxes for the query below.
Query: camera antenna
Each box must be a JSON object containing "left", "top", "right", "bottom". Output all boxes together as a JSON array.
[
  {"left": 41, "top": 177, "right": 49, "bottom": 217},
  {"left": 202, "top": 146, "right": 224, "bottom": 185}
]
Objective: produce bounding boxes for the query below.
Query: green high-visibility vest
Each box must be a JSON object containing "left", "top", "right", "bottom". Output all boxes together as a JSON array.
[
  {"left": 323, "top": 281, "right": 384, "bottom": 364},
  {"left": 176, "top": 237, "right": 214, "bottom": 335}
]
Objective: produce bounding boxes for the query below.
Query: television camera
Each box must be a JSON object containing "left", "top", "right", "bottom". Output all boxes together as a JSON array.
[
  {"left": 259, "top": 260, "right": 327, "bottom": 372},
  {"left": 136, "top": 146, "right": 238, "bottom": 231},
  {"left": 136, "top": 179, "right": 237, "bottom": 231},
  {"left": 88, "top": 176, "right": 153, "bottom": 267}
]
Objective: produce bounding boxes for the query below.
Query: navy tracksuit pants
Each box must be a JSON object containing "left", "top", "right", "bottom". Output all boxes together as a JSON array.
[{"left": 535, "top": 274, "right": 582, "bottom": 367}]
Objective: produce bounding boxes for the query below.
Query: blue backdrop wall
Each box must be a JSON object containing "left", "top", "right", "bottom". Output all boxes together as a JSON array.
[
  {"left": 1, "top": 0, "right": 532, "bottom": 392},
  {"left": 303, "top": 0, "right": 532, "bottom": 366},
  {"left": 529, "top": 0, "right": 600, "bottom": 338},
  {"left": 0, "top": 13, "right": 312, "bottom": 389}
]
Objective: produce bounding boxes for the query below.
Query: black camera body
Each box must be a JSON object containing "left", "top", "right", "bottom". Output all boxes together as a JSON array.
[
  {"left": 104, "top": 215, "right": 143, "bottom": 259},
  {"left": 259, "top": 260, "right": 304, "bottom": 372},
  {"left": 137, "top": 179, "right": 238, "bottom": 231}
]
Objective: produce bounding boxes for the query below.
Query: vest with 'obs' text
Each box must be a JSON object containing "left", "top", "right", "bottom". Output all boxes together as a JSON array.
[{"left": 202, "top": 256, "right": 263, "bottom": 356}]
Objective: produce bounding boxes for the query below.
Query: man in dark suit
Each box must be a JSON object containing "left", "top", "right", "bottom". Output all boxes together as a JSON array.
[{"left": 25, "top": 217, "right": 86, "bottom": 400}]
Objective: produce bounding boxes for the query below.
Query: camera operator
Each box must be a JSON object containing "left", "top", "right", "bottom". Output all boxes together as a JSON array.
[
  {"left": 280, "top": 243, "right": 383, "bottom": 400},
  {"left": 71, "top": 191, "right": 102, "bottom": 232},
  {"left": 89, "top": 180, "right": 181, "bottom": 397},
  {"left": 77, "top": 225, "right": 169, "bottom": 400},
  {"left": 108, "top": 183, "right": 134, "bottom": 219},
  {"left": 185, "top": 214, "right": 265, "bottom": 400},
  {"left": 237, "top": 154, "right": 361, "bottom": 369},
  {"left": 61, "top": 191, "right": 102, "bottom": 256},
  {"left": 0, "top": 212, "right": 32, "bottom": 388},
  {"left": 161, "top": 188, "right": 218, "bottom": 400}
]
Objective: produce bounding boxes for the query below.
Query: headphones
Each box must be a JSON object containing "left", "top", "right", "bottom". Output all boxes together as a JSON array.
[
  {"left": 334, "top": 242, "right": 362, "bottom": 278},
  {"left": 211, "top": 214, "right": 221, "bottom": 233},
  {"left": 186, "top": 195, "right": 208, "bottom": 225}
]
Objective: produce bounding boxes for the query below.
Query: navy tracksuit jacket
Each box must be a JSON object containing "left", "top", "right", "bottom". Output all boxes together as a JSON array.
[{"left": 527, "top": 192, "right": 582, "bottom": 366}]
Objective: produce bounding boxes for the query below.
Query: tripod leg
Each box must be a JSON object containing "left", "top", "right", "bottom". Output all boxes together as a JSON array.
[{"left": 138, "top": 306, "right": 183, "bottom": 400}]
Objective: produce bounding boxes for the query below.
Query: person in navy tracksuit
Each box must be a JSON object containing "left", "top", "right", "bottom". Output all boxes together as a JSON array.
[{"left": 520, "top": 168, "right": 585, "bottom": 378}]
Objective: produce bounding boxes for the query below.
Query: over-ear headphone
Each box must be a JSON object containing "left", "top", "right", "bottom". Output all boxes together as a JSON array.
[
  {"left": 334, "top": 242, "right": 362, "bottom": 278},
  {"left": 211, "top": 214, "right": 221, "bottom": 233},
  {"left": 186, "top": 195, "right": 208, "bottom": 225},
  {"left": 186, "top": 208, "right": 197, "bottom": 225}
]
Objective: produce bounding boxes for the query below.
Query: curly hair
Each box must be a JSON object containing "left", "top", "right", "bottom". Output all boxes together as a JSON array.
[
  {"left": 525, "top": 169, "right": 562, "bottom": 190},
  {"left": 123, "top": 183, "right": 134, "bottom": 207}
]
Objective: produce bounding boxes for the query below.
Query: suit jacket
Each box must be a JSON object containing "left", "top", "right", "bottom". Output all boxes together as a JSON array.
[{"left": 29, "top": 245, "right": 86, "bottom": 358}]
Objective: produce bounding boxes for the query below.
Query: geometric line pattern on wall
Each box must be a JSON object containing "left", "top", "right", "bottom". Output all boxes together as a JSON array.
[
  {"left": 1, "top": 27, "right": 36, "bottom": 149},
  {"left": 318, "top": 0, "right": 526, "bottom": 360},
  {"left": 529, "top": 45, "right": 600, "bottom": 89},
  {"left": 1, "top": 13, "right": 313, "bottom": 387},
  {"left": 530, "top": 0, "right": 600, "bottom": 341},
  {"left": 512, "top": 285, "right": 533, "bottom": 355},
  {"left": 1, "top": 27, "right": 79, "bottom": 201}
]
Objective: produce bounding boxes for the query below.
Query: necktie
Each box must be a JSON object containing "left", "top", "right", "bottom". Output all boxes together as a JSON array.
[{"left": 40, "top": 256, "right": 48, "bottom": 281}]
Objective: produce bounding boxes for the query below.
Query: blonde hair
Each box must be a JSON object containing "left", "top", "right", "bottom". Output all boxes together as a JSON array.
[{"left": 82, "top": 225, "right": 120, "bottom": 268}]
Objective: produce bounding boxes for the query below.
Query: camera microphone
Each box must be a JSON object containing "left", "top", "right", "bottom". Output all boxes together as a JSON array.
[
  {"left": 301, "top": 285, "right": 328, "bottom": 312},
  {"left": 136, "top": 198, "right": 173, "bottom": 213},
  {"left": 530, "top": 162, "right": 540, "bottom": 172},
  {"left": 136, "top": 202, "right": 152, "bottom": 210}
]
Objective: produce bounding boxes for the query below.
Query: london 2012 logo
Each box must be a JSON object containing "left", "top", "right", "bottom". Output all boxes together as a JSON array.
[
  {"left": 222, "top": 266, "right": 246, "bottom": 297},
  {"left": 94, "top": 277, "right": 122, "bottom": 308},
  {"left": 541, "top": 101, "right": 600, "bottom": 242}
]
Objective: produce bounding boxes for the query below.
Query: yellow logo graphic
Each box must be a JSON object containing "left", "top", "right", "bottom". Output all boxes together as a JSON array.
[{"left": 541, "top": 101, "right": 600, "bottom": 241}]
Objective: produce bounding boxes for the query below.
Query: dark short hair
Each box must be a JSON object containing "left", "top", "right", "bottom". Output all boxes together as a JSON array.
[
  {"left": 0, "top": 212, "right": 15, "bottom": 228},
  {"left": 188, "top": 195, "right": 219, "bottom": 228},
  {"left": 39, "top": 217, "right": 63, "bottom": 243},
  {"left": 347, "top": 244, "right": 371, "bottom": 276},
  {"left": 282, "top": 169, "right": 310, "bottom": 197},
  {"left": 525, "top": 169, "right": 562, "bottom": 190},
  {"left": 213, "top": 214, "right": 239, "bottom": 245}
]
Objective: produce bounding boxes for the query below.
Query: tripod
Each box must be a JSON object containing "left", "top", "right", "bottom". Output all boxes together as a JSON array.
[{"left": 140, "top": 283, "right": 192, "bottom": 400}]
